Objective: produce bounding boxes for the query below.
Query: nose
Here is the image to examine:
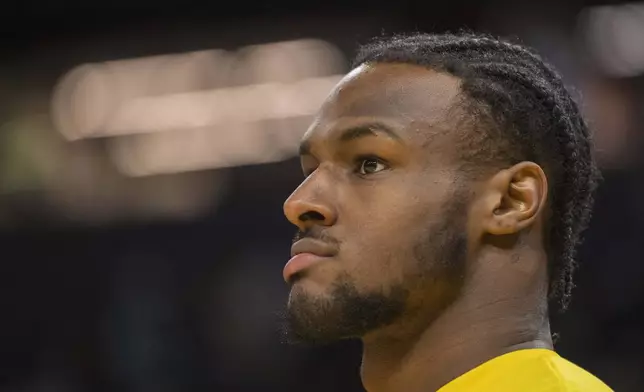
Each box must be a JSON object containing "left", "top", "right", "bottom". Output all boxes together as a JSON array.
[{"left": 283, "top": 183, "right": 337, "bottom": 231}]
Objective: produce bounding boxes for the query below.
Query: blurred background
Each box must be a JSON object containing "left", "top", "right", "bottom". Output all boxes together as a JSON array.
[{"left": 1, "top": 0, "right": 644, "bottom": 391}]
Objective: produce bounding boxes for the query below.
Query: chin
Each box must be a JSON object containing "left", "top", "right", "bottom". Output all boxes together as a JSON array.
[
  {"left": 288, "top": 278, "right": 333, "bottom": 304},
  {"left": 283, "top": 275, "right": 408, "bottom": 347},
  {"left": 283, "top": 296, "right": 347, "bottom": 345}
]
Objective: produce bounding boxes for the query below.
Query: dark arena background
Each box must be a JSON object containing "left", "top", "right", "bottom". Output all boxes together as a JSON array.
[{"left": 2, "top": 0, "right": 644, "bottom": 391}]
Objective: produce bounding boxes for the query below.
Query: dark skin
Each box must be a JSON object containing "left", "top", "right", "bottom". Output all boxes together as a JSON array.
[{"left": 283, "top": 62, "right": 553, "bottom": 392}]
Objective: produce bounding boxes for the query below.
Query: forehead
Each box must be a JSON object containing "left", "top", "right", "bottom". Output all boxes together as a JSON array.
[{"left": 306, "top": 62, "right": 465, "bottom": 142}]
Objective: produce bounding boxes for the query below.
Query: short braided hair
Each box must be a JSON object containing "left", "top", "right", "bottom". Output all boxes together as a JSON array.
[{"left": 353, "top": 32, "right": 600, "bottom": 311}]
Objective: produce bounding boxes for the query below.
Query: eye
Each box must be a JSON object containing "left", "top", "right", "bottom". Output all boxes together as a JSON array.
[{"left": 356, "top": 157, "right": 389, "bottom": 175}]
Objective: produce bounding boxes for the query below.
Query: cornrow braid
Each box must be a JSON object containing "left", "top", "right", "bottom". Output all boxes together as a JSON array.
[{"left": 353, "top": 32, "right": 600, "bottom": 311}]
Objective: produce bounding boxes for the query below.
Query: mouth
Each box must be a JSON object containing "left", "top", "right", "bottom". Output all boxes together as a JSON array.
[
  {"left": 284, "top": 238, "right": 337, "bottom": 283},
  {"left": 290, "top": 238, "right": 337, "bottom": 258}
]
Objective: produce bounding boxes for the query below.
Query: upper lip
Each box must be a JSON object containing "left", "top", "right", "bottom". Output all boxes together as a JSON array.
[{"left": 291, "top": 238, "right": 337, "bottom": 258}]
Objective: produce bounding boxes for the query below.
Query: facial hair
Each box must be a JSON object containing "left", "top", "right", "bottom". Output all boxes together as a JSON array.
[{"left": 280, "top": 188, "right": 469, "bottom": 346}]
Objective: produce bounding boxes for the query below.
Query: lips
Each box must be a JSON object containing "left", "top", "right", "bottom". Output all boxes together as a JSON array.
[
  {"left": 290, "top": 238, "right": 337, "bottom": 258},
  {"left": 284, "top": 238, "right": 337, "bottom": 283}
]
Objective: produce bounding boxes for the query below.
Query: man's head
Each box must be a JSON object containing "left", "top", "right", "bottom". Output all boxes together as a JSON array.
[{"left": 281, "top": 32, "right": 599, "bottom": 345}]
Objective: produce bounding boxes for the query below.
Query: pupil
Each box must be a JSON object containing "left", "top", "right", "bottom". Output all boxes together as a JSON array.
[{"left": 364, "top": 160, "right": 377, "bottom": 172}]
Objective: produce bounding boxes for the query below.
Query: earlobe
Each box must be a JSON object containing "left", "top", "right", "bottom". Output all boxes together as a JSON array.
[
  {"left": 488, "top": 212, "right": 520, "bottom": 235},
  {"left": 483, "top": 162, "right": 548, "bottom": 236}
]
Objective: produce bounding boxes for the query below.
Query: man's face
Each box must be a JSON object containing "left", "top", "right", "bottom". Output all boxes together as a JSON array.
[{"left": 282, "top": 63, "right": 472, "bottom": 344}]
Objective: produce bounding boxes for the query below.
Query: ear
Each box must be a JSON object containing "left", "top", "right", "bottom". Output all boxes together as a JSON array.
[{"left": 481, "top": 162, "right": 548, "bottom": 235}]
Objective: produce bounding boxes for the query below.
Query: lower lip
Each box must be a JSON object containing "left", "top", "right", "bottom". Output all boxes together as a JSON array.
[{"left": 283, "top": 253, "right": 329, "bottom": 282}]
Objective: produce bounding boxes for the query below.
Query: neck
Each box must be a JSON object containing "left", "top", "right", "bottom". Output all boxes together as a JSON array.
[{"left": 359, "top": 253, "right": 552, "bottom": 392}]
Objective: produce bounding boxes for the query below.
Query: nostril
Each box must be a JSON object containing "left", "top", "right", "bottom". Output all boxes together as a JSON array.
[{"left": 299, "top": 211, "right": 326, "bottom": 223}]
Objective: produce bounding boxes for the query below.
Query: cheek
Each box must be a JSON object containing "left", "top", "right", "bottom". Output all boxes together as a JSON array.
[
  {"left": 341, "top": 198, "right": 442, "bottom": 289},
  {"left": 334, "top": 171, "right": 456, "bottom": 287}
]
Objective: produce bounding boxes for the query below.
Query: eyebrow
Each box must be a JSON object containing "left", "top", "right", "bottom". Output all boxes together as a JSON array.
[{"left": 299, "top": 122, "right": 403, "bottom": 156}]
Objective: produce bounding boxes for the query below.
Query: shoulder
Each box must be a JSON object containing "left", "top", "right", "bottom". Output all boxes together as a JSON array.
[
  {"left": 438, "top": 349, "right": 613, "bottom": 392},
  {"left": 539, "top": 352, "right": 613, "bottom": 392}
]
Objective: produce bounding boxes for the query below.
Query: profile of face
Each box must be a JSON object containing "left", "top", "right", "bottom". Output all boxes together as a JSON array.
[{"left": 281, "top": 63, "right": 476, "bottom": 344}]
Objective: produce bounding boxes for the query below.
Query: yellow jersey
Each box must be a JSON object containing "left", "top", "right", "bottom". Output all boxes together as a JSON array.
[{"left": 438, "top": 348, "right": 612, "bottom": 392}]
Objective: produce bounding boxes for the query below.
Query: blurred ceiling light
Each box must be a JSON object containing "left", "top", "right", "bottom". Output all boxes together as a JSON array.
[
  {"left": 580, "top": 2, "right": 644, "bottom": 77},
  {"left": 51, "top": 63, "right": 113, "bottom": 141},
  {"left": 109, "top": 119, "right": 305, "bottom": 177},
  {"left": 234, "top": 39, "right": 346, "bottom": 83},
  {"left": 51, "top": 39, "right": 346, "bottom": 140},
  {"left": 52, "top": 49, "right": 231, "bottom": 141},
  {"left": 103, "top": 75, "right": 343, "bottom": 135}
]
